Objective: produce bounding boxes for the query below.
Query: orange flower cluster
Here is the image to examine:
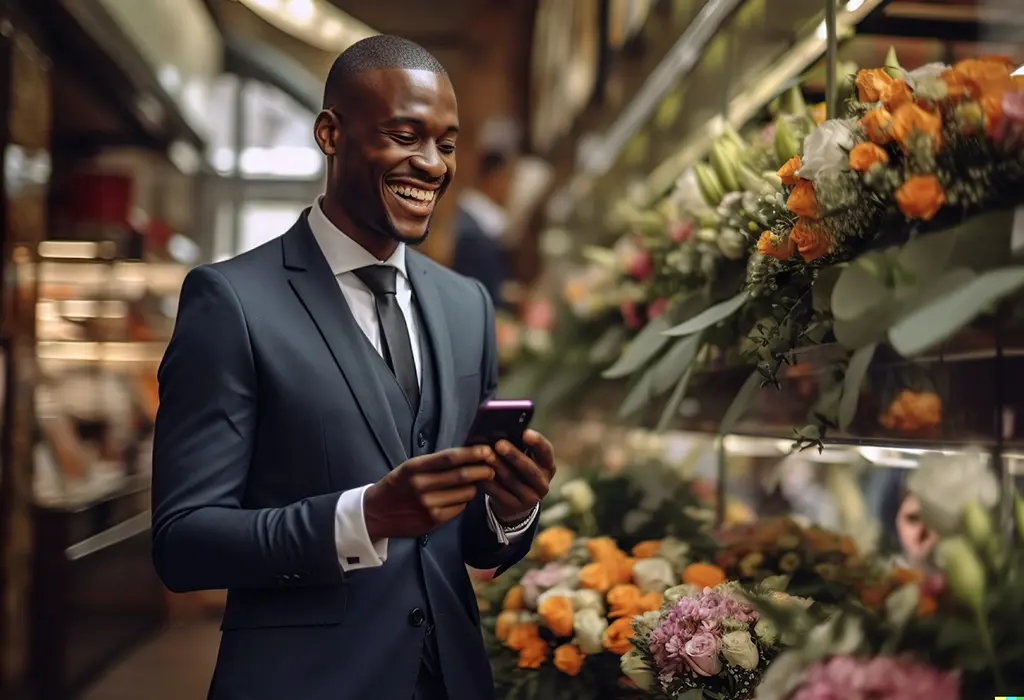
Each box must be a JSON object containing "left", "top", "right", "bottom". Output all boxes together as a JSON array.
[
  {"left": 858, "top": 567, "right": 939, "bottom": 616},
  {"left": 535, "top": 526, "right": 575, "bottom": 562},
  {"left": 578, "top": 537, "right": 636, "bottom": 594},
  {"left": 606, "top": 583, "right": 663, "bottom": 619},
  {"left": 879, "top": 389, "right": 942, "bottom": 435},
  {"left": 762, "top": 154, "right": 833, "bottom": 263},
  {"left": 682, "top": 562, "right": 728, "bottom": 589}
]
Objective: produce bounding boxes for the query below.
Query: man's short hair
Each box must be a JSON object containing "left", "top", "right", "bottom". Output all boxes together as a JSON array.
[
  {"left": 479, "top": 150, "right": 510, "bottom": 177},
  {"left": 323, "top": 35, "right": 448, "bottom": 108}
]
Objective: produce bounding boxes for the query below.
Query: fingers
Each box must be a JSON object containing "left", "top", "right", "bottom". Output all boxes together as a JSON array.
[
  {"left": 421, "top": 485, "right": 479, "bottom": 508},
  {"left": 522, "top": 430, "right": 555, "bottom": 474},
  {"left": 411, "top": 464, "right": 494, "bottom": 492},
  {"left": 412, "top": 446, "right": 495, "bottom": 472},
  {"left": 494, "top": 441, "right": 549, "bottom": 498}
]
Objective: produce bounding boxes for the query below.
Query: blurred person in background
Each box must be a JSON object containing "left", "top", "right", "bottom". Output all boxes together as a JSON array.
[{"left": 151, "top": 35, "right": 555, "bottom": 700}]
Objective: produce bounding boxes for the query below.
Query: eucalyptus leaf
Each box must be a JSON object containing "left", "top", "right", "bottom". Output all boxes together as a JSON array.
[
  {"left": 651, "top": 333, "right": 703, "bottom": 395},
  {"left": 833, "top": 310, "right": 893, "bottom": 350},
  {"left": 589, "top": 325, "right": 628, "bottom": 364},
  {"left": 812, "top": 266, "right": 842, "bottom": 314},
  {"left": 665, "top": 292, "right": 748, "bottom": 337},
  {"left": 831, "top": 260, "right": 892, "bottom": 322},
  {"left": 719, "top": 369, "right": 761, "bottom": 435},
  {"left": 619, "top": 368, "right": 656, "bottom": 419},
  {"left": 838, "top": 343, "right": 876, "bottom": 431},
  {"left": 897, "top": 227, "right": 957, "bottom": 281},
  {"left": 657, "top": 366, "right": 695, "bottom": 431},
  {"left": 603, "top": 315, "right": 673, "bottom": 379},
  {"left": 889, "top": 266, "right": 1024, "bottom": 356}
]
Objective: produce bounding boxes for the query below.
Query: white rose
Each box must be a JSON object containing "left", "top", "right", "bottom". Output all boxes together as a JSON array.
[
  {"left": 631, "top": 557, "right": 675, "bottom": 594},
  {"left": 663, "top": 583, "right": 701, "bottom": 604},
  {"left": 537, "top": 586, "right": 577, "bottom": 608},
  {"left": 572, "top": 609, "right": 608, "bottom": 655},
  {"left": 797, "top": 120, "right": 856, "bottom": 182},
  {"left": 721, "top": 630, "right": 760, "bottom": 670},
  {"left": 620, "top": 648, "right": 655, "bottom": 690},
  {"left": 657, "top": 537, "right": 691, "bottom": 570},
  {"left": 560, "top": 479, "right": 595, "bottom": 514},
  {"left": 907, "top": 451, "right": 999, "bottom": 536},
  {"left": 717, "top": 228, "right": 747, "bottom": 260},
  {"left": 633, "top": 609, "right": 663, "bottom": 638},
  {"left": 571, "top": 588, "right": 606, "bottom": 615},
  {"left": 539, "top": 502, "right": 571, "bottom": 525},
  {"left": 754, "top": 618, "right": 777, "bottom": 645}
]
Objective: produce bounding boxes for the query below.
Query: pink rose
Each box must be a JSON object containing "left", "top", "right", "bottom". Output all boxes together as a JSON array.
[
  {"left": 998, "top": 90, "right": 1024, "bottom": 148},
  {"left": 647, "top": 298, "right": 670, "bottom": 319},
  {"left": 523, "top": 298, "right": 556, "bottom": 331},
  {"left": 669, "top": 221, "right": 694, "bottom": 243},
  {"left": 621, "top": 301, "right": 642, "bottom": 329},
  {"left": 627, "top": 250, "right": 653, "bottom": 281},
  {"left": 682, "top": 631, "right": 722, "bottom": 677}
]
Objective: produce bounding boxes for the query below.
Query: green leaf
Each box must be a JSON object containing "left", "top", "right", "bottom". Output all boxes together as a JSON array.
[
  {"left": 664, "top": 292, "right": 748, "bottom": 337},
  {"left": 719, "top": 369, "right": 761, "bottom": 435},
  {"left": 812, "top": 266, "right": 842, "bottom": 314},
  {"left": 589, "top": 325, "right": 628, "bottom": 364},
  {"left": 831, "top": 259, "right": 892, "bottom": 321},
  {"left": 832, "top": 310, "right": 894, "bottom": 350},
  {"left": 602, "top": 315, "right": 673, "bottom": 379},
  {"left": 650, "top": 333, "right": 702, "bottom": 395},
  {"left": 838, "top": 343, "right": 876, "bottom": 431},
  {"left": 676, "top": 690, "right": 705, "bottom": 700},
  {"left": 889, "top": 266, "right": 1024, "bottom": 356},
  {"left": 657, "top": 366, "right": 695, "bottom": 431},
  {"left": 619, "top": 368, "right": 656, "bottom": 419},
  {"left": 897, "top": 227, "right": 957, "bottom": 282}
]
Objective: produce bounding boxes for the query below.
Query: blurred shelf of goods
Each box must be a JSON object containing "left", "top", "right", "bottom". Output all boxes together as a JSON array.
[{"left": 478, "top": 2, "right": 1024, "bottom": 698}]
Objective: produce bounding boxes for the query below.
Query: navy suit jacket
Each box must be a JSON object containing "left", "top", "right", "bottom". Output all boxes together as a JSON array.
[
  {"left": 151, "top": 214, "right": 536, "bottom": 700},
  {"left": 451, "top": 205, "right": 508, "bottom": 311}
]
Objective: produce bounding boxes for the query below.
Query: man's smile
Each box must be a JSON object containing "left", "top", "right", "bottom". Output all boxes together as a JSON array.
[{"left": 384, "top": 178, "right": 441, "bottom": 217}]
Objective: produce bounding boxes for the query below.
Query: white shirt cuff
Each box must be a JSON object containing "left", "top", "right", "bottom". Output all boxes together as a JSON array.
[
  {"left": 484, "top": 495, "right": 539, "bottom": 545},
  {"left": 335, "top": 485, "right": 388, "bottom": 572}
]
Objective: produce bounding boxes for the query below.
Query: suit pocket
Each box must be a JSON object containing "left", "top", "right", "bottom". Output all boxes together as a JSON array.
[{"left": 220, "top": 585, "right": 347, "bottom": 630}]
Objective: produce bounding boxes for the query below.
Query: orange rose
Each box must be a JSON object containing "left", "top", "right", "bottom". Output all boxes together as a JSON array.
[
  {"left": 586, "top": 537, "right": 623, "bottom": 562},
  {"left": 856, "top": 68, "right": 894, "bottom": 103},
  {"left": 578, "top": 562, "right": 614, "bottom": 594},
  {"left": 880, "top": 78, "right": 913, "bottom": 112},
  {"left": 601, "top": 617, "right": 634, "bottom": 655},
  {"left": 517, "top": 638, "right": 549, "bottom": 669},
  {"left": 859, "top": 584, "right": 890, "bottom": 609},
  {"left": 980, "top": 93, "right": 1005, "bottom": 137},
  {"left": 917, "top": 593, "right": 938, "bottom": 617},
  {"left": 506, "top": 622, "right": 541, "bottom": 650},
  {"left": 859, "top": 107, "right": 894, "bottom": 145},
  {"left": 631, "top": 540, "right": 661, "bottom": 559},
  {"left": 553, "top": 644, "right": 585, "bottom": 676},
  {"left": 757, "top": 230, "right": 795, "bottom": 260},
  {"left": 538, "top": 595, "right": 574, "bottom": 637},
  {"left": 789, "top": 219, "right": 831, "bottom": 263},
  {"left": 785, "top": 180, "right": 821, "bottom": 219},
  {"left": 848, "top": 141, "right": 889, "bottom": 171},
  {"left": 896, "top": 175, "right": 945, "bottom": 221},
  {"left": 495, "top": 610, "right": 520, "bottom": 641},
  {"left": 536, "top": 526, "right": 576, "bottom": 562},
  {"left": 1014, "top": 75, "right": 1024, "bottom": 91},
  {"left": 614, "top": 556, "right": 637, "bottom": 585},
  {"left": 776, "top": 154, "right": 802, "bottom": 186},
  {"left": 682, "top": 562, "right": 727, "bottom": 589},
  {"left": 606, "top": 584, "right": 643, "bottom": 618},
  {"left": 940, "top": 68, "right": 971, "bottom": 102},
  {"left": 951, "top": 57, "right": 1013, "bottom": 97},
  {"left": 638, "top": 592, "right": 664, "bottom": 613},
  {"left": 503, "top": 585, "right": 524, "bottom": 611},
  {"left": 880, "top": 389, "right": 942, "bottom": 433},
  {"left": 890, "top": 103, "right": 943, "bottom": 151}
]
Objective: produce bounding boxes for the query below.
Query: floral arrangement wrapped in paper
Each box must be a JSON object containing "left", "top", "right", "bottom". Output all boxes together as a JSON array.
[
  {"left": 755, "top": 450, "right": 1024, "bottom": 699},
  {"left": 625, "top": 581, "right": 813, "bottom": 700},
  {"left": 480, "top": 528, "right": 727, "bottom": 699}
]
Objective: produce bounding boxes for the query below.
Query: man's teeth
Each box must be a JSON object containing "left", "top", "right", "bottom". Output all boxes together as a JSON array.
[{"left": 389, "top": 184, "right": 436, "bottom": 203}]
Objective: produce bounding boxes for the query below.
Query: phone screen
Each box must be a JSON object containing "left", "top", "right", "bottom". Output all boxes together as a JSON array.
[{"left": 465, "top": 400, "right": 534, "bottom": 449}]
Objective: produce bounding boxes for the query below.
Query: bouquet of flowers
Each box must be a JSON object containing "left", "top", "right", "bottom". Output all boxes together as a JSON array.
[
  {"left": 756, "top": 451, "right": 1024, "bottom": 699},
  {"left": 626, "top": 582, "right": 811, "bottom": 699},
  {"left": 713, "top": 517, "right": 894, "bottom": 606}
]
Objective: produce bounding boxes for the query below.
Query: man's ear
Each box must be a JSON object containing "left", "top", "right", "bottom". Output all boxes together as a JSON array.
[{"left": 313, "top": 109, "right": 341, "bottom": 156}]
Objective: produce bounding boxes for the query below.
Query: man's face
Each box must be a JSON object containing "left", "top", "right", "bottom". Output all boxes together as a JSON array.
[{"left": 318, "top": 69, "right": 459, "bottom": 245}]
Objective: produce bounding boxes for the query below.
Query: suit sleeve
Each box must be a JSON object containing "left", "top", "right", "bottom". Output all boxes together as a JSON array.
[
  {"left": 460, "top": 278, "right": 538, "bottom": 573},
  {"left": 151, "top": 265, "right": 343, "bottom": 593}
]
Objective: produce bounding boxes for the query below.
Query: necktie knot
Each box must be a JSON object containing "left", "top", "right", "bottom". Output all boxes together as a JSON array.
[{"left": 354, "top": 265, "right": 398, "bottom": 296}]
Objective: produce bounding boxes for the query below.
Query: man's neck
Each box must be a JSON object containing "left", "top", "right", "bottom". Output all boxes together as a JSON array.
[{"left": 319, "top": 196, "right": 399, "bottom": 262}]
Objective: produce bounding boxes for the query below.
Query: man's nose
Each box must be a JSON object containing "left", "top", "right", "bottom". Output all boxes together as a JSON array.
[{"left": 410, "top": 144, "right": 446, "bottom": 180}]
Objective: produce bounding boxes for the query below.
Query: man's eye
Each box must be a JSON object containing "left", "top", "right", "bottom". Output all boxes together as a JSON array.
[
  {"left": 439, "top": 143, "right": 456, "bottom": 154},
  {"left": 390, "top": 133, "right": 417, "bottom": 145}
]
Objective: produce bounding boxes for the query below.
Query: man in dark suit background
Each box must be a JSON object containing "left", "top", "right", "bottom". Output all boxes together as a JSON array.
[
  {"left": 452, "top": 149, "right": 515, "bottom": 310},
  {"left": 151, "top": 35, "right": 555, "bottom": 700}
]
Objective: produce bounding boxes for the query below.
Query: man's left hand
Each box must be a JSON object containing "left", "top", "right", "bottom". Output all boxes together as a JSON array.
[{"left": 483, "top": 429, "right": 555, "bottom": 525}]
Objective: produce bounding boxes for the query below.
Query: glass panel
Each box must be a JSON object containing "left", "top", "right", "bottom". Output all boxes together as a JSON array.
[
  {"left": 240, "top": 80, "right": 322, "bottom": 180},
  {"left": 206, "top": 74, "right": 239, "bottom": 175},
  {"left": 237, "top": 201, "right": 305, "bottom": 255}
]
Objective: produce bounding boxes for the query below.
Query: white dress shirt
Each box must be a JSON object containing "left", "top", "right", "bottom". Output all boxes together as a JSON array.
[{"left": 307, "top": 198, "right": 538, "bottom": 573}]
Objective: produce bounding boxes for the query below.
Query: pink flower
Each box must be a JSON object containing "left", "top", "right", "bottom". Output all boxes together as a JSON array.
[
  {"left": 670, "top": 221, "right": 694, "bottom": 243},
  {"left": 628, "top": 249, "right": 654, "bottom": 281},
  {"left": 683, "top": 631, "right": 722, "bottom": 677},
  {"left": 521, "top": 563, "right": 578, "bottom": 607},
  {"left": 1003, "top": 90, "right": 1024, "bottom": 125},
  {"left": 523, "top": 298, "right": 556, "bottom": 331},
  {"left": 790, "top": 655, "right": 959, "bottom": 700},
  {"left": 647, "top": 298, "right": 670, "bottom": 319},
  {"left": 621, "top": 301, "right": 642, "bottom": 329},
  {"left": 998, "top": 90, "right": 1024, "bottom": 149}
]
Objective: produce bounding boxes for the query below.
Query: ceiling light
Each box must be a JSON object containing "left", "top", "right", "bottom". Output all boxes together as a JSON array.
[
  {"left": 845, "top": 0, "right": 865, "bottom": 11},
  {"left": 285, "top": 0, "right": 315, "bottom": 24},
  {"left": 321, "top": 19, "right": 342, "bottom": 39},
  {"left": 250, "top": 0, "right": 279, "bottom": 9}
]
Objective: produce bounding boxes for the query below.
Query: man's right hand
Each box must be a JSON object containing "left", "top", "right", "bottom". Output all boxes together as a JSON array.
[{"left": 363, "top": 446, "right": 496, "bottom": 541}]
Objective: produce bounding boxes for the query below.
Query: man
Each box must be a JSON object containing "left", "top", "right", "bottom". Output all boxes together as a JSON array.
[
  {"left": 151, "top": 35, "right": 555, "bottom": 700},
  {"left": 452, "top": 149, "right": 514, "bottom": 309}
]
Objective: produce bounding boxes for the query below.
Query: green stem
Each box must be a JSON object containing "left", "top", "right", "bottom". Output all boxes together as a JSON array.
[{"left": 976, "top": 609, "right": 1006, "bottom": 691}]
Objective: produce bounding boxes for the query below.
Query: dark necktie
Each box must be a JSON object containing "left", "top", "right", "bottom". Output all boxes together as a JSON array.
[{"left": 353, "top": 265, "right": 420, "bottom": 409}]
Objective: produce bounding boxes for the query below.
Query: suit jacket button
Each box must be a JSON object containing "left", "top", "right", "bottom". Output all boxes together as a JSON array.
[
  {"left": 417, "top": 433, "right": 427, "bottom": 449},
  {"left": 418, "top": 534, "right": 429, "bottom": 547},
  {"left": 408, "top": 607, "right": 426, "bottom": 627}
]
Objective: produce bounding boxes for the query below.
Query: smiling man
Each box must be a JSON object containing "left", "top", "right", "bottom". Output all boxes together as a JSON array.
[{"left": 151, "top": 36, "right": 555, "bottom": 700}]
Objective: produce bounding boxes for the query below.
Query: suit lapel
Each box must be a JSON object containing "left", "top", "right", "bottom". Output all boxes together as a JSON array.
[
  {"left": 406, "top": 251, "right": 458, "bottom": 449},
  {"left": 282, "top": 214, "right": 407, "bottom": 469}
]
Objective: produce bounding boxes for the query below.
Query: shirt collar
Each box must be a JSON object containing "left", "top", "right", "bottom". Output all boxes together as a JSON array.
[
  {"left": 458, "top": 189, "right": 507, "bottom": 240},
  {"left": 307, "top": 196, "right": 408, "bottom": 278}
]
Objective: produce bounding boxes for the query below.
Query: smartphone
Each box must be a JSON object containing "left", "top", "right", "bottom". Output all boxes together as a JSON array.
[{"left": 465, "top": 399, "right": 535, "bottom": 451}]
